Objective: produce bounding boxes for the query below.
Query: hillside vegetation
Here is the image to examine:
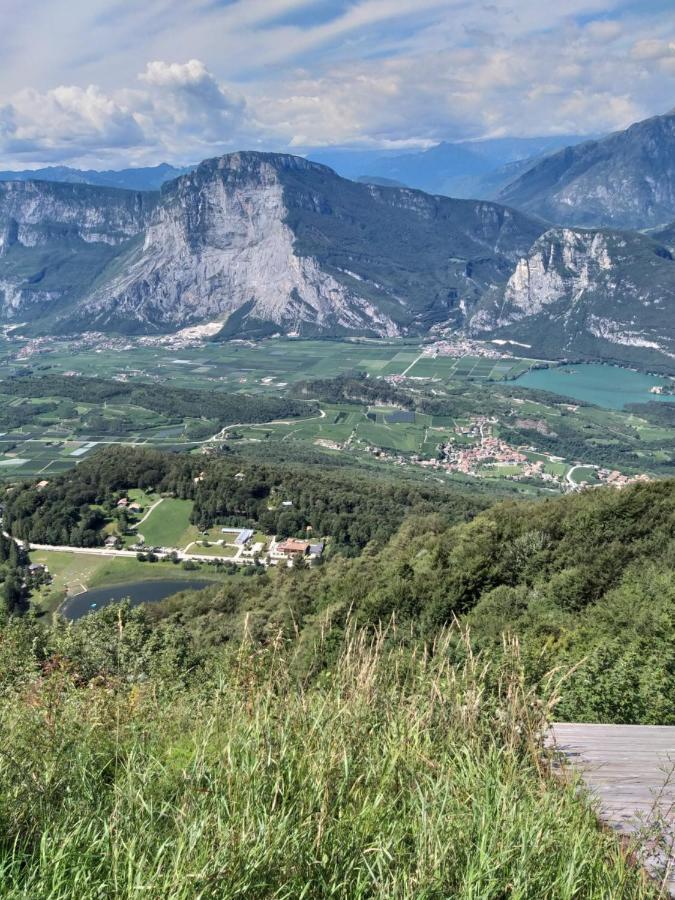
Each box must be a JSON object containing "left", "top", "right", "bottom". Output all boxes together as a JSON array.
[
  {"left": 0, "top": 446, "right": 672, "bottom": 894},
  {"left": 0, "top": 616, "right": 658, "bottom": 898},
  {"left": 4, "top": 447, "right": 673, "bottom": 724},
  {"left": 151, "top": 476, "right": 674, "bottom": 725}
]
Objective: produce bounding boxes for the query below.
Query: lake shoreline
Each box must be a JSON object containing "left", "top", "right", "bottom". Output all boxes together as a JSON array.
[
  {"left": 514, "top": 362, "right": 675, "bottom": 410},
  {"left": 59, "top": 578, "right": 216, "bottom": 621}
]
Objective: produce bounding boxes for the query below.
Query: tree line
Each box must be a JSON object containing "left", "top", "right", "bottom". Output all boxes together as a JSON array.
[{"left": 2, "top": 375, "right": 318, "bottom": 429}]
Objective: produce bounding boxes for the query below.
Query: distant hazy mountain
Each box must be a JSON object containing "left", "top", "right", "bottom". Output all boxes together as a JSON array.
[
  {"left": 309, "top": 135, "right": 588, "bottom": 198},
  {"left": 0, "top": 162, "right": 192, "bottom": 192},
  {"left": 498, "top": 110, "right": 675, "bottom": 229},
  {"left": 1, "top": 152, "right": 673, "bottom": 369}
]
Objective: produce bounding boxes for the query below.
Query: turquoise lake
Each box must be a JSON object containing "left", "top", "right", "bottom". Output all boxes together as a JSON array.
[{"left": 515, "top": 364, "right": 675, "bottom": 410}]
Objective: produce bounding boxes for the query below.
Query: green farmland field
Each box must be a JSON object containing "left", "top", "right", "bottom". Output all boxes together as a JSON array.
[{"left": 138, "top": 499, "right": 196, "bottom": 547}]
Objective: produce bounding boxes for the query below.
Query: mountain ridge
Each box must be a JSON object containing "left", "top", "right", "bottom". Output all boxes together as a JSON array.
[
  {"left": 30, "top": 151, "right": 547, "bottom": 338},
  {"left": 498, "top": 110, "right": 675, "bottom": 229},
  {"left": 0, "top": 163, "right": 193, "bottom": 192},
  {"left": 0, "top": 151, "right": 674, "bottom": 370}
]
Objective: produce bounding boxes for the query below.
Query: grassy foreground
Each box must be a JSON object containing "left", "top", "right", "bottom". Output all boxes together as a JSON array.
[{"left": 0, "top": 622, "right": 656, "bottom": 899}]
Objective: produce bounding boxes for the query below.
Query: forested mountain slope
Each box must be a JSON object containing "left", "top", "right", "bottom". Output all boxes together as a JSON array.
[
  {"left": 5, "top": 445, "right": 673, "bottom": 725},
  {"left": 0, "top": 447, "right": 669, "bottom": 894}
]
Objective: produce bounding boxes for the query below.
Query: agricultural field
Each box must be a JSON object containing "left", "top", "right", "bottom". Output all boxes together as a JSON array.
[
  {"left": 234, "top": 403, "right": 444, "bottom": 457},
  {"left": 404, "top": 354, "right": 532, "bottom": 381},
  {"left": 1, "top": 336, "right": 673, "bottom": 489},
  {"left": 6, "top": 338, "right": 532, "bottom": 393},
  {"left": 136, "top": 498, "right": 197, "bottom": 548}
]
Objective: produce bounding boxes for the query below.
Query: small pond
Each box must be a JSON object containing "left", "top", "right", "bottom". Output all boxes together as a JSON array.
[{"left": 60, "top": 579, "right": 213, "bottom": 621}]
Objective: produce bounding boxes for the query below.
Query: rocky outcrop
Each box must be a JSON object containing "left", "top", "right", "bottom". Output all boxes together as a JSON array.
[
  {"left": 48, "top": 152, "right": 546, "bottom": 336},
  {"left": 80, "top": 154, "right": 399, "bottom": 334},
  {"left": 1, "top": 151, "right": 674, "bottom": 369},
  {"left": 0, "top": 180, "right": 154, "bottom": 320},
  {"left": 469, "top": 227, "right": 675, "bottom": 365},
  {"left": 492, "top": 230, "right": 615, "bottom": 323},
  {"left": 0, "top": 180, "right": 153, "bottom": 250}
]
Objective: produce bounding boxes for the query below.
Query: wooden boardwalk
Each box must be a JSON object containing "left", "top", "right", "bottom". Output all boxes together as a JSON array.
[{"left": 551, "top": 724, "right": 675, "bottom": 896}]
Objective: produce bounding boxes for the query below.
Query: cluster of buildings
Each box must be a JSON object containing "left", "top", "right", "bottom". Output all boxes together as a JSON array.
[
  {"left": 194, "top": 534, "right": 325, "bottom": 568},
  {"left": 595, "top": 469, "right": 652, "bottom": 489},
  {"left": 116, "top": 496, "right": 144, "bottom": 514},
  {"left": 421, "top": 338, "right": 510, "bottom": 360},
  {"left": 268, "top": 538, "right": 325, "bottom": 566},
  {"left": 14, "top": 338, "right": 53, "bottom": 360},
  {"left": 441, "top": 418, "right": 529, "bottom": 475}
]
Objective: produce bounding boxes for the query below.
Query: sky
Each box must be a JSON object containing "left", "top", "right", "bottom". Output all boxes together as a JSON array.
[{"left": 1, "top": 0, "right": 675, "bottom": 169}]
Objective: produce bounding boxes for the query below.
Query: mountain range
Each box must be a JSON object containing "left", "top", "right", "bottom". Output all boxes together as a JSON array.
[
  {"left": 0, "top": 163, "right": 192, "bottom": 192},
  {"left": 1, "top": 149, "right": 674, "bottom": 370},
  {"left": 309, "top": 135, "right": 589, "bottom": 199},
  {"left": 498, "top": 109, "right": 675, "bottom": 229}
]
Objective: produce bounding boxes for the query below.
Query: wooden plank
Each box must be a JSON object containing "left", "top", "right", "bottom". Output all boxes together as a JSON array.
[{"left": 550, "top": 723, "right": 675, "bottom": 896}]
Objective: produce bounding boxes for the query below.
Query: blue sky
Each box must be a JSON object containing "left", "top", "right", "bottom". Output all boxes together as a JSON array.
[{"left": 1, "top": 0, "right": 674, "bottom": 167}]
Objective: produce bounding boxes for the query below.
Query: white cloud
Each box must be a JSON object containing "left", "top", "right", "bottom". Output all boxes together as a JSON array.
[
  {"left": 0, "top": 85, "right": 144, "bottom": 160},
  {"left": 0, "top": 61, "right": 248, "bottom": 166},
  {"left": 0, "top": 1, "right": 674, "bottom": 166},
  {"left": 631, "top": 39, "right": 673, "bottom": 61}
]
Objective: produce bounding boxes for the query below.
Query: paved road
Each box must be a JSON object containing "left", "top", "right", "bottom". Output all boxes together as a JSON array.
[
  {"left": 8, "top": 534, "right": 255, "bottom": 567},
  {"left": 207, "top": 405, "right": 325, "bottom": 442},
  {"left": 18, "top": 541, "right": 147, "bottom": 559},
  {"left": 550, "top": 723, "right": 675, "bottom": 895},
  {"left": 566, "top": 464, "right": 584, "bottom": 487},
  {"left": 401, "top": 354, "right": 423, "bottom": 377}
]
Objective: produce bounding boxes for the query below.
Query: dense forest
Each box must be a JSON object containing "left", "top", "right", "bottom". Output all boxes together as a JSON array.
[
  {"left": 1, "top": 375, "right": 317, "bottom": 429},
  {"left": 292, "top": 371, "right": 415, "bottom": 408},
  {"left": 3, "top": 446, "right": 486, "bottom": 549}
]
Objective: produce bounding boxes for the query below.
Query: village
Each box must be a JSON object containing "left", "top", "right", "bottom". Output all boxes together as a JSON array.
[
  {"left": 421, "top": 337, "right": 513, "bottom": 360},
  {"left": 314, "top": 413, "right": 653, "bottom": 493}
]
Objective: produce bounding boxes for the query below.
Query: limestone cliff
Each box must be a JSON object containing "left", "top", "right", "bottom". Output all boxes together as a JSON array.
[{"left": 469, "top": 228, "right": 675, "bottom": 365}]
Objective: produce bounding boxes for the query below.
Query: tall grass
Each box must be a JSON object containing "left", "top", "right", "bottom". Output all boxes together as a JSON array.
[{"left": 0, "top": 625, "right": 657, "bottom": 898}]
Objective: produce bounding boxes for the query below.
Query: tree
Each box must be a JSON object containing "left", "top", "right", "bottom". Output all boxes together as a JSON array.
[{"left": 3, "top": 576, "right": 23, "bottom": 615}]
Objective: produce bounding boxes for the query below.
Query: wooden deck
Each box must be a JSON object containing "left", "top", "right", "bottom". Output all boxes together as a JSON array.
[{"left": 550, "top": 723, "right": 675, "bottom": 896}]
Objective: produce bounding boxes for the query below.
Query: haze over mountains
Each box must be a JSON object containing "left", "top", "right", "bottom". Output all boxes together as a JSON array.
[
  {"left": 1, "top": 109, "right": 675, "bottom": 370},
  {"left": 309, "top": 135, "right": 589, "bottom": 199},
  {"left": 0, "top": 163, "right": 192, "bottom": 193}
]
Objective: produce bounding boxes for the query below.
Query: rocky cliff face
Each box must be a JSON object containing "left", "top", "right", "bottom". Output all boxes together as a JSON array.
[
  {"left": 0, "top": 181, "right": 154, "bottom": 319},
  {"left": 498, "top": 110, "right": 675, "bottom": 229},
  {"left": 79, "top": 154, "right": 398, "bottom": 335},
  {"left": 469, "top": 227, "right": 675, "bottom": 365},
  {"left": 0, "top": 180, "right": 152, "bottom": 249},
  {"left": 54, "top": 152, "right": 545, "bottom": 336},
  {"left": 1, "top": 152, "right": 674, "bottom": 370}
]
